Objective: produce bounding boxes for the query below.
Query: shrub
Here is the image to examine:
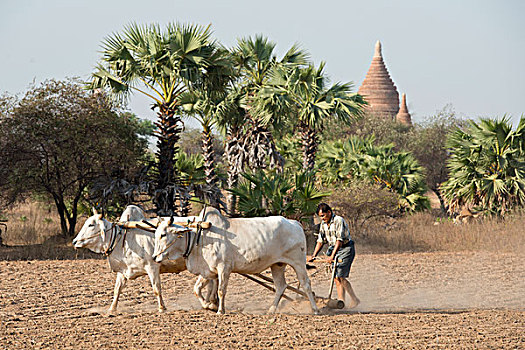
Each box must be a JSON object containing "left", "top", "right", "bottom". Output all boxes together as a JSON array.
[
  {"left": 441, "top": 117, "right": 525, "bottom": 218},
  {"left": 228, "top": 170, "right": 330, "bottom": 221},
  {"left": 317, "top": 136, "right": 430, "bottom": 212},
  {"left": 324, "top": 180, "right": 399, "bottom": 239}
]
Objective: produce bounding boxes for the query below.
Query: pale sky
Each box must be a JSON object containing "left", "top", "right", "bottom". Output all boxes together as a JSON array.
[{"left": 1, "top": 0, "right": 524, "bottom": 126}]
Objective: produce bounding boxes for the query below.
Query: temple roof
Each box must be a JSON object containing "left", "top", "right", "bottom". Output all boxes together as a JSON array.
[
  {"left": 396, "top": 93, "right": 412, "bottom": 125},
  {"left": 358, "top": 41, "right": 400, "bottom": 118}
]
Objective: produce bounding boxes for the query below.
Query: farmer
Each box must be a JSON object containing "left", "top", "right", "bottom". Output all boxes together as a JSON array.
[{"left": 308, "top": 203, "right": 360, "bottom": 308}]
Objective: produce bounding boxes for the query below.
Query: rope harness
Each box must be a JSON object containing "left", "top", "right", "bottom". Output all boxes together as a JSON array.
[
  {"left": 185, "top": 205, "right": 207, "bottom": 258},
  {"left": 75, "top": 221, "right": 122, "bottom": 256},
  {"left": 159, "top": 205, "right": 208, "bottom": 259},
  {"left": 103, "top": 224, "right": 122, "bottom": 256}
]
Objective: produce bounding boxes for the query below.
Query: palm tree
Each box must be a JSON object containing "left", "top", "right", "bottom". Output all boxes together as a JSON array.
[
  {"left": 179, "top": 47, "right": 235, "bottom": 209},
  {"left": 228, "top": 169, "right": 329, "bottom": 220},
  {"left": 231, "top": 36, "right": 309, "bottom": 168},
  {"left": 217, "top": 35, "right": 309, "bottom": 214},
  {"left": 214, "top": 87, "right": 248, "bottom": 215},
  {"left": 263, "top": 62, "right": 366, "bottom": 170},
  {"left": 89, "top": 22, "right": 217, "bottom": 214},
  {"left": 441, "top": 117, "right": 525, "bottom": 217}
]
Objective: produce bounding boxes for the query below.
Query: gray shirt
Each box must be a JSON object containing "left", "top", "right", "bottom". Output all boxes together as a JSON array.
[{"left": 317, "top": 214, "right": 352, "bottom": 246}]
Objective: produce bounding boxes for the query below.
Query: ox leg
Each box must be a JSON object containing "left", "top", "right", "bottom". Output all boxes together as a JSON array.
[
  {"left": 268, "top": 263, "right": 287, "bottom": 314},
  {"left": 146, "top": 267, "right": 166, "bottom": 312},
  {"left": 108, "top": 272, "right": 127, "bottom": 314},
  {"left": 194, "top": 276, "right": 217, "bottom": 310},
  {"left": 216, "top": 266, "right": 231, "bottom": 315},
  {"left": 205, "top": 278, "right": 218, "bottom": 310},
  {"left": 291, "top": 263, "right": 319, "bottom": 315},
  {"left": 193, "top": 276, "right": 207, "bottom": 308}
]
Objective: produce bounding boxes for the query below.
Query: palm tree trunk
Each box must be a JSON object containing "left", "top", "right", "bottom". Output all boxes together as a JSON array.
[
  {"left": 301, "top": 125, "right": 318, "bottom": 171},
  {"left": 432, "top": 186, "right": 448, "bottom": 214},
  {"left": 242, "top": 119, "right": 284, "bottom": 171},
  {"left": 154, "top": 103, "right": 182, "bottom": 215},
  {"left": 226, "top": 126, "right": 243, "bottom": 216},
  {"left": 201, "top": 125, "right": 222, "bottom": 208}
]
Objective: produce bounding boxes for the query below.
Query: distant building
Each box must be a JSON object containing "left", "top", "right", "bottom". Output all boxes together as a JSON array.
[{"left": 358, "top": 41, "right": 412, "bottom": 126}]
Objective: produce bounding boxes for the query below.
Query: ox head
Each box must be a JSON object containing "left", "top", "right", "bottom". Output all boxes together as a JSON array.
[
  {"left": 152, "top": 217, "right": 191, "bottom": 263},
  {"left": 72, "top": 208, "right": 109, "bottom": 254}
]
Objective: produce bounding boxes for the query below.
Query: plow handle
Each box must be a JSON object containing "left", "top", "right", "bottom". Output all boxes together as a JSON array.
[{"left": 327, "top": 259, "right": 337, "bottom": 299}]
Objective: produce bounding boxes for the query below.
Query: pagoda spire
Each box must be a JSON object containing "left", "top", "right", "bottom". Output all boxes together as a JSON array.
[
  {"left": 358, "top": 41, "right": 400, "bottom": 119},
  {"left": 396, "top": 93, "right": 412, "bottom": 126},
  {"left": 374, "top": 40, "right": 382, "bottom": 57}
]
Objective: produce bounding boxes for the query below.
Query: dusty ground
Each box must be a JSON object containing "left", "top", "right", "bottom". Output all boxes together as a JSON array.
[{"left": 0, "top": 251, "right": 524, "bottom": 349}]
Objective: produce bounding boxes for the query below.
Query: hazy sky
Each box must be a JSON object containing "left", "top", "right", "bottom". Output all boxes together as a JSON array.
[{"left": 1, "top": 0, "right": 524, "bottom": 126}]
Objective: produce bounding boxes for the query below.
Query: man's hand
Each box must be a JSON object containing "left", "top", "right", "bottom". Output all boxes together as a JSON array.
[{"left": 306, "top": 255, "right": 315, "bottom": 263}]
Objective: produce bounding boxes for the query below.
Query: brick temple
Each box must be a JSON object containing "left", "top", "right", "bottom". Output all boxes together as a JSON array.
[{"left": 358, "top": 41, "right": 412, "bottom": 126}]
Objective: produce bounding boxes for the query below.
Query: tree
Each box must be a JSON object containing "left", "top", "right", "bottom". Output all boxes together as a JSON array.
[
  {"left": 325, "top": 179, "right": 399, "bottom": 239},
  {"left": 179, "top": 47, "right": 235, "bottom": 208},
  {"left": 89, "top": 22, "right": 218, "bottom": 215},
  {"left": 333, "top": 105, "right": 466, "bottom": 212},
  {"left": 263, "top": 62, "right": 366, "bottom": 170},
  {"left": 0, "top": 79, "right": 147, "bottom": 236},
  {"left": 317, "top": 136, "right": 430, "bottom": 212},
  {"left": 228, "top": 169, "right": 330, "bottom": 221},
  {"left": 219, "top": 35, "right": 309, "bottom": 214},
  {"left": 407, "top": 107, "right": 467, "bottom": 211},
  {"left": 441, "top": 117, "right": 525, "bottom": 217}
]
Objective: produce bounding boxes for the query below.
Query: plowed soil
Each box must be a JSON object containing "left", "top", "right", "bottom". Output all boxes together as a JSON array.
[{"left": 1, "top": 251, "right": 524, "bottom": 349}]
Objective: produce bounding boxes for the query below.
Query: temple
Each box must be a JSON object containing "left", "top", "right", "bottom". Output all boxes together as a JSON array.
[
  {"left": 358, "top": 41, "right": 412, "bottom": 126},
  {"left": 396, "top": 93, "right": 412, "bottom": 125}
]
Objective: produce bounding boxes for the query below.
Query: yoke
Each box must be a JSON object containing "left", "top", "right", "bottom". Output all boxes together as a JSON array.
[{"left": 116, "top": 219, "right": 212, "bottom": 233}]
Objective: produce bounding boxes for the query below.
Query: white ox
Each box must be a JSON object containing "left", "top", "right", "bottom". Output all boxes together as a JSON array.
[
  {"left": 73, "top": 205, "right": 215, "bottom": 313},
  {"left": 153, "top": 207, "right": 319, "bottom": 314}
]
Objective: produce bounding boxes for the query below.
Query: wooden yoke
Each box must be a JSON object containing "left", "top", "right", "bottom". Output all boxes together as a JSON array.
[{"left": 117, "top": 220, "right": 212, "bottom": 233}]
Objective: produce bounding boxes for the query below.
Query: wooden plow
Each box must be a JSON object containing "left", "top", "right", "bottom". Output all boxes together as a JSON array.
[{"left": 239, "top": 259, "right": 344, "bottom": 310}]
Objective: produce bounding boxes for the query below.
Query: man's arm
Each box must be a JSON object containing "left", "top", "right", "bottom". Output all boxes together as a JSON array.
[
  {"left": 328, "top": 240, "right": 343, "bottom": 263},
  {"left": 307, "top": 241, "right": 324, "bottom": 262}
]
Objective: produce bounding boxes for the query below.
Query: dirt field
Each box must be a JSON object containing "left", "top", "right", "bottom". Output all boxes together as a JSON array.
[{"left": 1, "top": 251, "right": 524, "bottom": 349}]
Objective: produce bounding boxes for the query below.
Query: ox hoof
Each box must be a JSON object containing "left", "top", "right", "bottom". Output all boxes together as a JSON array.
[
  {"left": 158, "top": 306, "right": 167, "bottom": 313},
  {"left": 204, "top": 303, "right": 218, "bottom": 312},
  {"left": 267, "top": 306, "right": 277, "bottom": 314},
  {"left": 312, "top": 308, "right": 320, "bottom": 315},
  {"left": 216, "top": 310, "right": 225, "bottom": 315}
]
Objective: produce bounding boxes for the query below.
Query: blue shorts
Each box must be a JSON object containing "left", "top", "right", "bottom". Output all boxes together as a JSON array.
[{"left": 326, "top": 241, "right": 355, "bottom": 278}]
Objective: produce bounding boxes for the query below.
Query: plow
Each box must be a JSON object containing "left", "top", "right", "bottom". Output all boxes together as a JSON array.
[{"left": 240, "top": 257, "right": 345, "bottom": 310}]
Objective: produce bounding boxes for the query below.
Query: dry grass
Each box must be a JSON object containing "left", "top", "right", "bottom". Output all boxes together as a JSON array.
[
  {"left": 1, "top": 200, "right": 524, "bottom": 260},
  {"left": 1, "top": 200, "right": 60, "bottom": 245},
  {"left": 0, "top": 200, "right": 99, "bottom": 260},
  {"left": 357, "top": 211, "right": 525, "bottom": 254}
]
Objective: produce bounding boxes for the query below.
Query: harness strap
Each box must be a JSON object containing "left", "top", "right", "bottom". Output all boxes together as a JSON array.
[
  {"left": 196, "top": 204, "right": 207, "bottom": 245},
  {"left": 104, "top": 224, "right": 121, "bottom": 256},
  {"left": 182, "top": 229, "right": 194, "bottom": 258},
  {"left": 121, "top": 227, "right": 127, "bottom": 249},
  {"left": 75, "top": 230, "right": 102, "bottom": 243}
]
